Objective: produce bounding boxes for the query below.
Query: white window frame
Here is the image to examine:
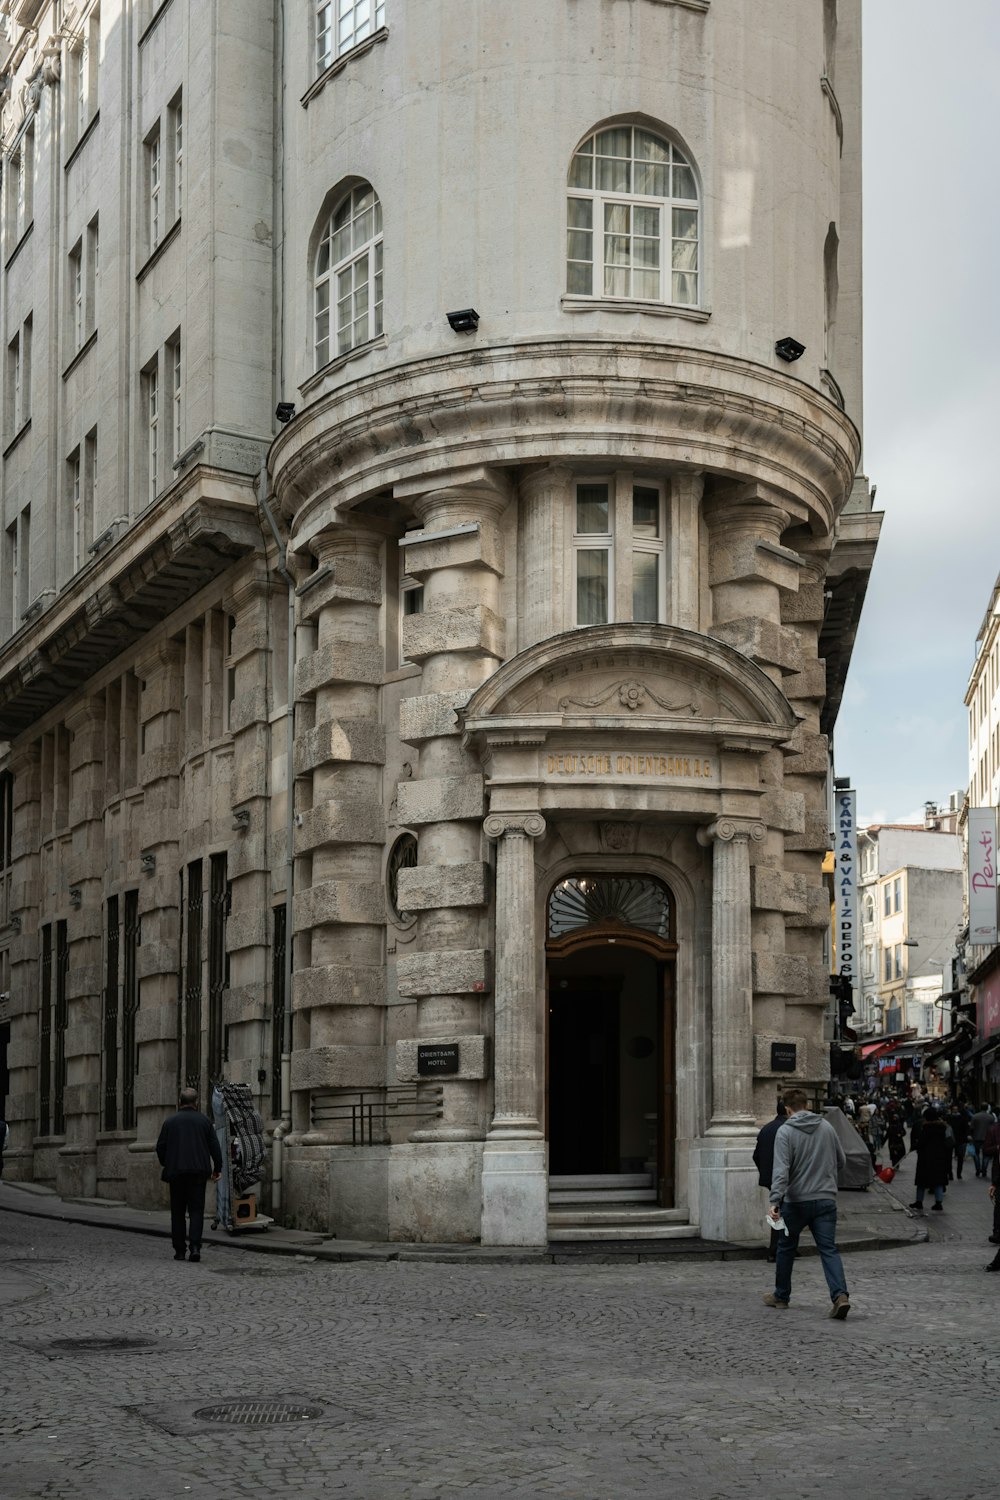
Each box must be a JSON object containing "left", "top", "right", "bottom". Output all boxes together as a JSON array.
[
  {"left": 168, "top": 93, "right": 183, "bottom": 221},
  {"left": 570, "top": 475, "right": 667, "bottom": 629},
  {"left": 320, "top": 0, "right": 385, "bottom": 70},
  {"left": 145, "top": 362, "right": 159, "bottom": 505},
  {"left": 170, "top": 334, "right": 182, "bottom": 463},
  {"left": 146, "top": 125, "right": 161, "bottom": 252},
  {"left": 572, "top": 478, "right": 614, "bottom": 628},
  {"left": 69, "top": 239, "right": 84, "bottom": 349},
  {"left": 566, "top": 124, "right": 700, "bottom": 307},
  {"left": 69, "top": 448, "right": 82, "bottom": 571},
  {"left": 314, "top": 184, "right": 383, "bottom": 367}
]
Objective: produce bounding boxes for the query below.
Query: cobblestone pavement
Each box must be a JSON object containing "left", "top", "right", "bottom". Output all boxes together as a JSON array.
[{"left": 3, "top": 1153, "right": 997, "bottom": 1500}]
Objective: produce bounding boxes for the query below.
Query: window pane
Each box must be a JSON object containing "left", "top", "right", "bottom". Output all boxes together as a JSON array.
[
  {"left": 317, "top": 236, "right": 331, "bottom": 275},
  {"left": 597, "top": 157, "right": 630, "bottom": 193},
  {"left": 604, "top": 203, "right": 630, "bottom": 235},
  {"left": 605, "top": 266, "right": 629, "bottom": 297},
  {"left": 634, "top": 162, "right": 667, "bottom": 197},
  {"left": 577, "top": 549, "right": 609, "bottom": 626},
  {"left": 634, "top": 235, "right": 660, "bottom": 268},
  {"left": 604, "top": 234, "right": 630, "bottom": 267},
  {"left": 635, "top": 130, "right": 669, "bottom": 163},
  {"left": 567, "top": 261, "right": 593, "bottom": 295},
  {"left": 633, "top": 205, "right": 659, "bottom": 239},
  {"left": 568, "top": 153, "right": 594, "bottom": 190},
  {"left": 632, "top": 550, "right": 659, "bottom": 621},
  {"left": 672, "top": 271, "right": 698, "bottom": 304},
  {"left": 633, "top": 486, "right": 660, "bottom": 538},
  {"left": 567, "top": 198, "right": 593, "bottom": 230},
  {"left": 596, "top": 127, "right": 631, "bottom": 158},
  {"left": 633, "top": 268, "right": 659, "bottom": 299},
  {"left": 567, "top": 229, "right": 592, "bottom": 262},
  {"left": 673, "top": 208, "right": 698, "bottom": 243},
  {"left": 331, "top": 222, "right": 351, "bottom": 264},
  {"left": 672, "top": 162, "right": 697, "bottom": 200},
  {"left": 576, "top": 484, "right": 609, "bottom": 534},
  {"left": 672, "top": 236, "right": 698, "bottom": 271}
]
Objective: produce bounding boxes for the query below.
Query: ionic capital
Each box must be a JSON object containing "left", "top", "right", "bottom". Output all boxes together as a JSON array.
[
  {"left": 697, "top": 817, "right": 766, "bottom": 848},
  {"left": 484, "top": 811, "right": 546, "bottom": 842}
]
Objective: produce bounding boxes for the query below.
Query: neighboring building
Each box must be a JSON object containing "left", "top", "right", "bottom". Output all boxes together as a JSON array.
[
  {"left": 963, "top": 574, "right": 1000, "bottom": 1098},
  {"left": 0, "top": 0, "right": 879, "bottom": 1246}
]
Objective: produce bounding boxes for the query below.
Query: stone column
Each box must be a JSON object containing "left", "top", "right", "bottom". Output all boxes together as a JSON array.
[
  {"left": 696, "top": 816, "right": 764, "bottom": 1243},
  {"left": 480, "top": 811, "right": 547, "bottom": 1246},
  {"left": 3, "top": 742, "right": 41, "bottom": 1182}
]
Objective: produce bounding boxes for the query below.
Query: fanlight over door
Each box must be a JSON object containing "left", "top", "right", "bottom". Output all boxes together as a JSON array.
[{"left": 548, "top": 874, "right": 673, "bottom": 942}]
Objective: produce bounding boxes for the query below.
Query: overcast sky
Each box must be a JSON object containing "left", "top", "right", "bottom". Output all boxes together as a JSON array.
[{"left": 835, "top": 0, "right": 1000, "bottom": 825}]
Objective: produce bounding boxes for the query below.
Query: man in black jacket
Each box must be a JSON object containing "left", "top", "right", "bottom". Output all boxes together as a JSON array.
[
  {"left": 156, "top": 1088, "right": 223, "bottom": 1262},
  {"left": 753, "top": 1101, "right": 787, "bottom": 1263}
]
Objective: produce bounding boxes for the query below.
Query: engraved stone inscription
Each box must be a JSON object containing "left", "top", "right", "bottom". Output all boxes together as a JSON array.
[
  {"left": 417, "top": 1043, "right": 460, "bottom": 1076},
  {"left": 543, "top": 752, "right": 716, "bottom": 781}
]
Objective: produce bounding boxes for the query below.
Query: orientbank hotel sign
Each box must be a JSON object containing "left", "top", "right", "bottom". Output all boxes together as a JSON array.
[
  {"left": 835, "top": 790, "right": 859, "bottom": 1007},
  {"left": 968, "top": 807, "right": 998, "bottom": 946}
]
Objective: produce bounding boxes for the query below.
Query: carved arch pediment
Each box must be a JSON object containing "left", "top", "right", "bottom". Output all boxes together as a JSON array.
[{"left": 461, "top": 624, "right": 798, "bottom": 748}]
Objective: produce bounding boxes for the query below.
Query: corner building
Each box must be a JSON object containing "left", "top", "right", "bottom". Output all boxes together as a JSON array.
[{"left": 0, "top": 0, "right": 879, "bottom": 1247}]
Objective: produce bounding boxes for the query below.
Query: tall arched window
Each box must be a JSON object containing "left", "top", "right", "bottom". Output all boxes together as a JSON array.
[
  {"left": 314, "top": 183, "right": 383, "bottom": 368},
  {"left": 567, "top": 125, "right": 699, "bottom": 306}
]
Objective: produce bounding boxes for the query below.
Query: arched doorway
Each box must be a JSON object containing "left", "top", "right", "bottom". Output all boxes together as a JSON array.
[{"left": 546, "top": 875, "right": 677, "bottom": 1207}]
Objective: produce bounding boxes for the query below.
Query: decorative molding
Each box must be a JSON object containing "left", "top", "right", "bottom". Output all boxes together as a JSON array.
[
  {"left": 697, "top": 818, "right": 766, "bottom": 847},
  {"left": 483, "top": 812, "right": 546, "bottom": 841},
  {"left": 557, "top": 677, "right": 700, "bottom": 716},
  {"left": 600, "top": 822, "right": 637, "bottom": 854},
  {"left": 561, "top": 294, "right": 710, "bottom": 322},
  {"left": 300, "top": 27, "right": 389, "bottom": 108}
]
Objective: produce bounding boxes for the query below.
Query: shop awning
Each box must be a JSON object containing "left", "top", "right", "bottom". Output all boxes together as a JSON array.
[
  {"left": 860, "top": 1041, "right": 894, "bottom": 1060},
  {"left": 921, "top": 1031, "right": 970, "bottom": 1062},
  {"left": 959, "top": 1035, "right": 1000, "bottom": 1068}
]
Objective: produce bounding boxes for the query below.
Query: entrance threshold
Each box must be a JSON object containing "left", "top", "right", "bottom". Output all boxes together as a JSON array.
[{"left": 548, "top": 1172, "right": 696, "bottom": 1241}]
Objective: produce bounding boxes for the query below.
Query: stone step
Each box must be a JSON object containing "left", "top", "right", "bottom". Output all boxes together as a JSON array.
[
  {"left": 548, "top": 1221, "right": 697, "bottom": 1242},
  {"left": 548, "top": 1174, "right": 653, "bottom": 1190},
  {"left": 548, "top": 1206, "right": 687, "bottom": 1227},
  {"left": 548, "top": 1188, "right": 658, "bottom": 1205}
]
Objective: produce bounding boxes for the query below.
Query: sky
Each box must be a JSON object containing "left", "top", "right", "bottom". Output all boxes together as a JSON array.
[{"left": 835, "top": 1, "right": 1000, "bottom": 825}]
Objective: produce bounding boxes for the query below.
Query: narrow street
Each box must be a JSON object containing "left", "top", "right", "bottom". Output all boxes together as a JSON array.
[{"left": 3, "top": 1154, "right": 996, "bottom": 1500}]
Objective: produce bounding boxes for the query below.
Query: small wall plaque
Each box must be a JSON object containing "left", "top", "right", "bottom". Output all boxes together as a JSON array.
[
  {"left": 771, "top": 1042, "right": 797, "bottom": 1073},
  {"left": 417, "top": 1043, "right": 460, "bottom": 1076}
]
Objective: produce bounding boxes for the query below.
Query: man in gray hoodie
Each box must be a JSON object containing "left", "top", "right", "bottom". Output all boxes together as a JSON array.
[{"left": 764, "top": 1087, "right": 851, "bottom": 1319}]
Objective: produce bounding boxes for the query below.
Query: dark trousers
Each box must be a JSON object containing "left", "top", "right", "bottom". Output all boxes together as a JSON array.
[
  {"left": 955, "top": 1145, "right": 967, "bottom": 1179},
  {"left": 169, "top": 1173, "right": 208, "bottom": 1253}
]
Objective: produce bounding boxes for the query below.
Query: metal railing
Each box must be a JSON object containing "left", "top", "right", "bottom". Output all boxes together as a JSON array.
[{"left": 310, "top": 1086, "right": 444, "bottom": 1145}]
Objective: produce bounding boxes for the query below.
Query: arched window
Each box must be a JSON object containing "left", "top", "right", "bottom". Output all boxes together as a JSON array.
[
  {"left": 314, "top": 184, "right": 383, "bottom": 368},
  {"left": 567, "top": 125, "right": 699, "bottom": 306}
]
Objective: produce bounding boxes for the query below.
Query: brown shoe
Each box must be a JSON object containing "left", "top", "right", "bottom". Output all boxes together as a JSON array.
[
  {"left": 763, "top": 1293, "right": 789, "bottom": 1308},
  {"left": 829, "top": 1294, "right": 850, "bottom": 1320}
]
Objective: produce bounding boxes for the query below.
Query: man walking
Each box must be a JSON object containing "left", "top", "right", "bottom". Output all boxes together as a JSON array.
[
  {"left": 764, "top": 1087, "right": 851, "bottom": 1319},
  {"left": 753, "top": 1100, "right": 787, "bottom": 1263},
  {"left": 156, "top": 1088, "right": 223, "bottom": 1262},
  {"left": 970, "top": 1103, "right": 995, "bottom": 1178}
]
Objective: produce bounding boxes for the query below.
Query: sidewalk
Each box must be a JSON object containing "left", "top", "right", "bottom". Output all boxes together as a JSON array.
[{"left": 0, "top": 1160, "right": 927, "bottom": 1266}]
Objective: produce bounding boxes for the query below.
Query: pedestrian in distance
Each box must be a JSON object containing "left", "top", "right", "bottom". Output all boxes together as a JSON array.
[
  {"left": 764, "top": 1087, "right": 851, "bottom": 1319},
  {"left": 885, "top": 1106, "right": 907, "bottom": 1168},
  {"left": 945, "top": 1101, "right": 970, "bottom": 1180},
  {"left": 970, "top": 1103, "right": 996, "bottom": 1178},
  {"left": 155, "top": 1087, "right": 223, "bottom": 1263},
  {"left": 910, "top": 1107, "right": 951, "bottom": 1213},
  {"left": 753, "top": 1100, "right": 787, "bottom": 1263}
]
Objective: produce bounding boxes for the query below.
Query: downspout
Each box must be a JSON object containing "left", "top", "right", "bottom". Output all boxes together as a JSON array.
[{"left": 257, "top": 460, "right": 295, "bottom": 1218}]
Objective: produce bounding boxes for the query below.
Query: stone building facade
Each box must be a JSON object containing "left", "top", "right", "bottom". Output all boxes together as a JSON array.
[{"left": 0, "top": 0, "right": 879, "bottom": 1245}]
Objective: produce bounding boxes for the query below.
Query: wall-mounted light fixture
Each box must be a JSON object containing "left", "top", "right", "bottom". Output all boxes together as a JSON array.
[
  {"left": 275, "top": 402, "right": 296, "bottom": 424},
  {"left": 775, "top": 336, "right": 806, "bottom": 363},
  {"left": 140, "top": 850, "right": 157, "bottom": 874},
  {"left": 446, "top": 308, "right": 479, "bottom": 334},
  {"left": 232, "top": 808, "right": 251, "bottom": 832},
  {"left": 68, "top": 886, "right": 82, "bottom": 909}
]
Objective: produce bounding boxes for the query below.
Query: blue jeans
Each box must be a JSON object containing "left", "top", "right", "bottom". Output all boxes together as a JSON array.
[
  {"left": 915, "top": 1185, "right": 944, "bottom": 1207},
  {"left": 774, "top": 1198, "right": 848, "bottom": 1305}
]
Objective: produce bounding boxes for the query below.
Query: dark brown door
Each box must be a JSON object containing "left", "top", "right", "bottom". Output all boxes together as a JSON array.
[
  {"left": 657, "top": 962, "right": 676, "bottom": 1206},
  {"left": 549, "top": 977, "right": 621, "bottom": 1174}
]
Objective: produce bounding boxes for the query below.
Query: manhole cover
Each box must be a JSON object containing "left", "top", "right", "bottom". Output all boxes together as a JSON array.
[
  {"left": 193, "top": 1400, "right": 323, "bottom": 1427},
  {"left": 49, "top": 1336, "right": 156, "bottom": 1353}
]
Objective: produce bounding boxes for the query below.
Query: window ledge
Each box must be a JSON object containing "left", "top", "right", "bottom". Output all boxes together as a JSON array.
[
  {"left": 385, "top": 663, "right": 423, "bottom": 685},
  {"left": 622, "top": 0, "right": 709, "bottom": 9},
  {"left": 301, "top": 27, "right": 389, "bottom": 107},
  {"left": 4, "top": 221, "right": 33, "bottom": 273},
  {"left": 821, "top": 368, "right": 845, "bottom": 411},
  {"left": 561, "top": 294, "right": 710, "bottom": 322},
  {"left": 3, "top": 418, "right": 31, "bottom": 461},
  {"left": 299, "top": 333, "right": 387, "bottom": 396},
  {"left": 821, "top": 75, "right": 843, "bottom": 154},
  {"left": 62, "top": 328, "right": 98, "bottom": 381},
  {"left": 136, "top": 216, "right": 182, "bottom": 282},
  {"left": 64, "top": 108, "right": 101, "bottom": 172},
  {"left": 138, "top": 0, "right": 176, "bottom": 47}
]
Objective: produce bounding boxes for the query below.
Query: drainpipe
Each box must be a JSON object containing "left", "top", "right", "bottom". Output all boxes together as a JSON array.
[{"left": 256, "top": 460, "right": 295, "bottom": 1218}]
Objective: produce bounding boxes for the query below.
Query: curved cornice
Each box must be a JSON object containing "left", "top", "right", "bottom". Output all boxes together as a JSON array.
[
  {"left": 270, "top": 339, "right": 861, "bottom": 545},
  {"left": 461, "top": 623, "right": 799, "bottom": 740}
]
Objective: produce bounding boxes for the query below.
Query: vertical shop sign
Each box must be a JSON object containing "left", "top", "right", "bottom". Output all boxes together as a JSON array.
[
  {"left": 968, "top": 807, "right": 998, "bottom": 946},
  {"left": 835, "top": 789, "right": 859, "bottom": 1015}
]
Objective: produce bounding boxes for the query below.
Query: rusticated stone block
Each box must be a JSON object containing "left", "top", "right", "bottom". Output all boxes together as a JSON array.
[
  {"left": 760, "top": 788, "right": 805, "bottom": 834},
  {"left": 402, "top": 521, "right": 504, "bottom": 578},
  {"left": 709, "top": 537, "right": 801, "bottom": 593},
  {"left": 783, "top": 726, "right": 830, "bottom": 776},
  {"left": 231, "top": 758, "right": 269, "bottom": 805},
  {"left": 399, "top": 689, "right": 472, "bottom": 745},
  {"left": 140, "top": 748, "right": 181, "bottom": 785},
  {"left": 295, "top": 642, "right": 384, "bottom": 698},
  {"left": 402, "top": 605, "right": 505, "bottom": 663},
  {"left": 785, "top": 809, "right": 832, "bottom": 852},
  {"left": 782, "top": 662, "right": 827, "bottom": 701},
  {"left": 294, "top": 718, "right": 385, "bottom": 774},
  {"left": 297, "top": 556, "right": 383, "bottom": 620},
  {"left": 294, "top": 798, "right": 385, "bottom": 852},
  {"left": 226, "top": 909, "right": 269, "bottom": 952},
  {"left": 228, "top": 687, "right": 270, "bottom": 734},
  {"left": 396, "top": 862, "right": 489, "bottom": 911},
  {"left": 395, "top": 1035, "right": 490, "bottom": 1082},
  {"left": 137, "top": 940, "right": 180, "bottom": 979},
  {"left": 292, "top": 963, "right": 385, "bottom": 1011},
  {"left": 66, "top": 964, "right": 102, "bottom": 1001},
  {"left": 397, "top": 949, "right": 492, "bottom": 997},
  {"left": 136, "top": 1005, "right": 182, "bottom": 1044},
  {"left": 62, "top": 1083, "right": 100, "bottom": 1115},
  {"left": 709, "top": 617, "right": 801, "bottom": 672},
  {"left": 780, "top": 579, "right": 826, "bottom": 624},
  {"left": 64, "top": 1021, "right": 99, "bottom": 1057},
  {"left": 785, "top": 885, "right": 833, "bottom": 929},
  {"left": 290, "top": 1044, "right": 385, "bottom": 1090},
  {"left": 295, "top": 880, "right": 384, "bottom": 932},
  {"left": 397, "top": 774, "right": 484, "bottom": 826},
  {"left": 752, "top": 952, "right": 809, "bottom": 996},
  {"left": 750, "top": 867, "right": 806, "bottom": 915},
  {"left": 223, "top": 985, "right": 267, "bottom": 1025}
]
